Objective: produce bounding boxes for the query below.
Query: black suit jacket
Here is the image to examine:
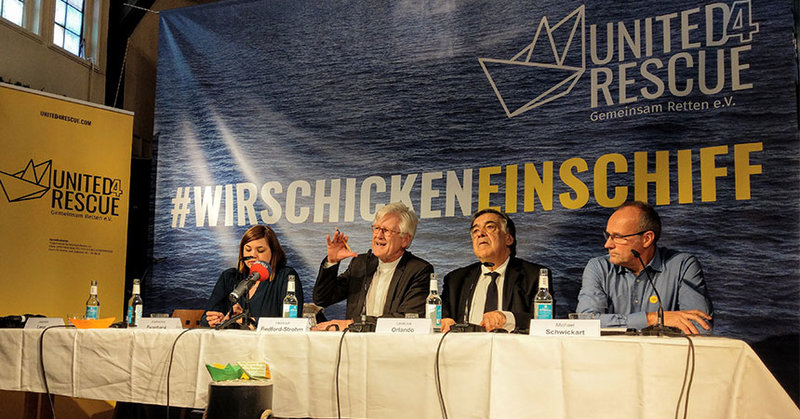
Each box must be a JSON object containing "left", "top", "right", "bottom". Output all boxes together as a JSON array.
[
  {"left": 441, "top": 257, "right": 551, "bottom": 331},
  {"left": 312, "top": 250, "right": 434, "bottom": 321}
]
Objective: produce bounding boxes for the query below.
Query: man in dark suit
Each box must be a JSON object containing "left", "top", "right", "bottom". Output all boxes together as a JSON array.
[
  {"left": 441, "top": 209, "right": 551, "bottom": 332},
  {"left": 313, "top": 202, "right": 433, "bottom": 330}
]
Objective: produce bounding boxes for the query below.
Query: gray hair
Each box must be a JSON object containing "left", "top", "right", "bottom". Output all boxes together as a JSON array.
[{"left": 374, "top": 202, "right": 419, "bottom": 245}]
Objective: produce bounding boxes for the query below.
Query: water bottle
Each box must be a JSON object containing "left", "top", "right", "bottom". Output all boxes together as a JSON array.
[
  {"left": 426, "top": 273, "right": 442, "bottom": 331},
  {"left": 127, "top": 278, "right": 143, "bottom": 326},
  {"left": 282, "top": 275, "right": 299, "bottom": 318},
  {"left": 85, "top": 280, "right": 100, "bottom": 320},
  {"left": 533, "top": 268, "right": 553, "bottom": 319}
]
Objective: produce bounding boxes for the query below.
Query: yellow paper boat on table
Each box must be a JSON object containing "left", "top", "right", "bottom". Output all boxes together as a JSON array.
[{"left": 69, "top": 317, "right": 116, "bottom": 329}]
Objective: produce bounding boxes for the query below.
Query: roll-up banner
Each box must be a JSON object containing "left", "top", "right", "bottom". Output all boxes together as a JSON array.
[{"left": 0, "top": 83, "right": 133, "bottom": 321}]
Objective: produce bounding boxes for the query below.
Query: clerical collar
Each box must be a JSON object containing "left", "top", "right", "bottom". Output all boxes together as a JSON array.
[{"left": 377, "top": 254, "right": 402, "bottom": 272}]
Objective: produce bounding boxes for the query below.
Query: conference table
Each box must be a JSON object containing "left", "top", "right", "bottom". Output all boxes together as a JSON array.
[{"left": 0, "top": 327, "right": 796, "bottom": 418}]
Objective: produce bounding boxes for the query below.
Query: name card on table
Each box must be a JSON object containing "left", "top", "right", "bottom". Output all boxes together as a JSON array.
[
  {"left": 375, "top": 318, "right": 432, "bottom": 334},
  {"left": 24, "top": 318, "right": 65, "bottom": 329},
  {"left": 137, "top": 317, "right": 183, "bottom": 329},
  {"left": 256, "top": 317, "right": 311, "bottom": 333},
  {"left": 529, "top": 319, "right": 601, "bottom": 337}
]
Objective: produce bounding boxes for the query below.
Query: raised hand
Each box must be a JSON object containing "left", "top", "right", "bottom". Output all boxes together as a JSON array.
[{"left": 326, "top": 230, "right": 358, "bottom": 264}]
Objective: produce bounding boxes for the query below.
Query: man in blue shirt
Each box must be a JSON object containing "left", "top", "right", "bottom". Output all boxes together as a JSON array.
[{"left": 576, "top": 201, "right": 712, "bottom": 334}]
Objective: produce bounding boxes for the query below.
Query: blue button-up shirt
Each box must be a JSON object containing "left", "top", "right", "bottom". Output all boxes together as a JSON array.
[{"left": 576, "top": 246, "right": 713, "bottom": 330}]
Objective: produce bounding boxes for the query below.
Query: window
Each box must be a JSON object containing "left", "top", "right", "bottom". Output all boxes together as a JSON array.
[
  {"left": 0, "top": 0, "right": 24, "bottom": 26},
  {"left": 53, "top": 0, "right": 84, "bottom": 57}
]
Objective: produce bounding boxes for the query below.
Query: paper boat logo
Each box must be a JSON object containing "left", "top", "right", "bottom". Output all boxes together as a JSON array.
[
  {"left": 0, "top": 159, "right": 52, "bottom": 203},
  {"left": 479, "top": 6, "right": 586, "bottom": 118}
]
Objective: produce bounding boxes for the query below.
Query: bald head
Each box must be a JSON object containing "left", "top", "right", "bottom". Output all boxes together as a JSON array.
[{"left": 604, "top": 202, "right": 660, "bottom": 274}]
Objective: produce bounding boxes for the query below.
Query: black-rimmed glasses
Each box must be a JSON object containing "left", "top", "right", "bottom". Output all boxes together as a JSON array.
[{"left": 603, "top": 230, "right": 648, "bottom": 244}]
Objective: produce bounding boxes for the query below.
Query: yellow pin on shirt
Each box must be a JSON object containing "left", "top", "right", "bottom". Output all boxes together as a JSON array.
[{"left": 649, "top": 295, "right": 659, "bottom": 304}]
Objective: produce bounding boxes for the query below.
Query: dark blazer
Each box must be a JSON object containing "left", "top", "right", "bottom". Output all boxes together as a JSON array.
[
  {"left": 312, "top": 250, "right": 434, "bottom": 321},
  {"left": 202, "top": 265, "right": 304, "bottom": 327},
  {"left": 441, "top": 257, "right": 551, "bottom": 331}
]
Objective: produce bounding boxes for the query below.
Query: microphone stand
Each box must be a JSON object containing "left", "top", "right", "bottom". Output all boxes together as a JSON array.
[
  {"left": 632, "top": 250, "right": 683, "bottom": 337},
  {"left": 449, "top": 324, "right": 484, "bottom": 333},
  {"left": 450, "top": 270, "right": 485, "bottom": 333},
  {"left": 348, "top": 280, "right": 376, "bottom": 333},
  {"left": 215, "top": 291, "right": 256, "bottom": 330},
  {"left": 347, "top": 316, "right": 376, "bottom": 333}
]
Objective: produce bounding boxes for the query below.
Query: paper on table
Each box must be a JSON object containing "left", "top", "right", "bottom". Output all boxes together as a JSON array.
[{"left": 237, "top": 361, "right": 271, "bottom": 380}]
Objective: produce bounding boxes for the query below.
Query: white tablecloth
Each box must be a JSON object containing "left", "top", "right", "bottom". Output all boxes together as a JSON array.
[{"left": 0, "top": 328, "right": 796, "bottom": 418}]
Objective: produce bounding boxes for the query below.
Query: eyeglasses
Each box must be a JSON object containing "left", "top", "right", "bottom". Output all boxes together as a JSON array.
[
  {"left": 603, "top": 230, "right": 648, "bottom": 244},
  {"left": 372, "top": 226, "right": 402, "bottom": 237},
  {"left": 471, "top": 221, "right": 500, "bottom": 237}
]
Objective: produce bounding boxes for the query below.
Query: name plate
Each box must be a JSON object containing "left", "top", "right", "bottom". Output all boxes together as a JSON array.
[
  {"left": 375, "top": 318, "right": 432, "bottom": 334},
  {"left": 25, "top": 318, "right": 65, "bottom": 329},
  {"left": 137, "top": 317, "right": 183, "bottom": 329},
  {"left": 256, "top": 317, "right": 311, "bottom": 333},
  {"left": 529, "top": 319, "right": 601, "bottom": 337}
]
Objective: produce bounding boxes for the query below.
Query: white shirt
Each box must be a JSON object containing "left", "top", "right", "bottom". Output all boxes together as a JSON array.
[
  {"left": 469, "top": 257, "right": 516, "bottom": 331},
  {"left": 365, "top": 256, "right": 401, "bottom": 317}
]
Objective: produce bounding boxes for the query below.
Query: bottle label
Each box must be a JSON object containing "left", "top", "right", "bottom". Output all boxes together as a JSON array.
[
  {"left": 127, "top": 306, "right": 132, "bottom": 324},
  {"left": 426, "top": 304, "right": 441, "bottom": 327},
  {"left": 85, "top": 306, "right": 98, "bottom": 320},
  {"left": 535, "top": 303, "right": 553, "bottom": 319},
  {"left": 283, "top": 304, "right": 298, "bottom": 318},
  {"left": 128, "top": 305, "right": 143, "bottom": 325}
]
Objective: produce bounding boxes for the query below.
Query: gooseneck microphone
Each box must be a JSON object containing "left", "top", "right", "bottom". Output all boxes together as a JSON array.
[
  {"left": 631, "top": 250, "right": 682, "bottom": 336},
  {"left": 216, "top": 261, "right": 273, "bottom": 330},
  {"left": 450, "top": 261, "right": 494, "bottom": 333},
  {"left": 349, "top": 278, "right": 376, "bottom": 333},
  {"left": 229, "top": 261, "right": 272, "bottom": 303}
]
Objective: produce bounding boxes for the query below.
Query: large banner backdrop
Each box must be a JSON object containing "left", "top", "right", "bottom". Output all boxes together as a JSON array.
[
  {"left": 0, "top": 83, "right": 133, "bottom": 320},
  {"left": 153, "top": 0, "right": 798, "bottom": 345}
]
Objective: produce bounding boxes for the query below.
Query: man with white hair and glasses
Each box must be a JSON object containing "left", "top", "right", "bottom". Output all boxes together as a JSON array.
[
  {"left": 313, "top": 202, "right": 433, "bottom": 330},
  {"left": 576, "top": 201, "right": 713, "bottom": 335}
]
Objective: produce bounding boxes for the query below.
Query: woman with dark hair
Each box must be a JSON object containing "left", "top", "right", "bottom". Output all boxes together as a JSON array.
[{"left": 204, "top": 225, "right": 303, "bottom": 328}]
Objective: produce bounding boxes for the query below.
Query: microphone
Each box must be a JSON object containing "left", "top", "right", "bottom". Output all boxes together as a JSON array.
[
  {"left": 228, "top": 261, "right": 272, "bottom": 303},
  {"left": 348, "top": 276, "right": 376, "bottom": 333},
  {"left": 216, "top": 261, "right": 272, "bottom": 330},
  {"left": 631, "top": 250, "right": 682, "bottom": 336},
  {"left": 462, "top": 266, "right": 494, "bottom": 324},
  {"left": 450, "top": 265, "right": 488, "bottom": 333}
]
